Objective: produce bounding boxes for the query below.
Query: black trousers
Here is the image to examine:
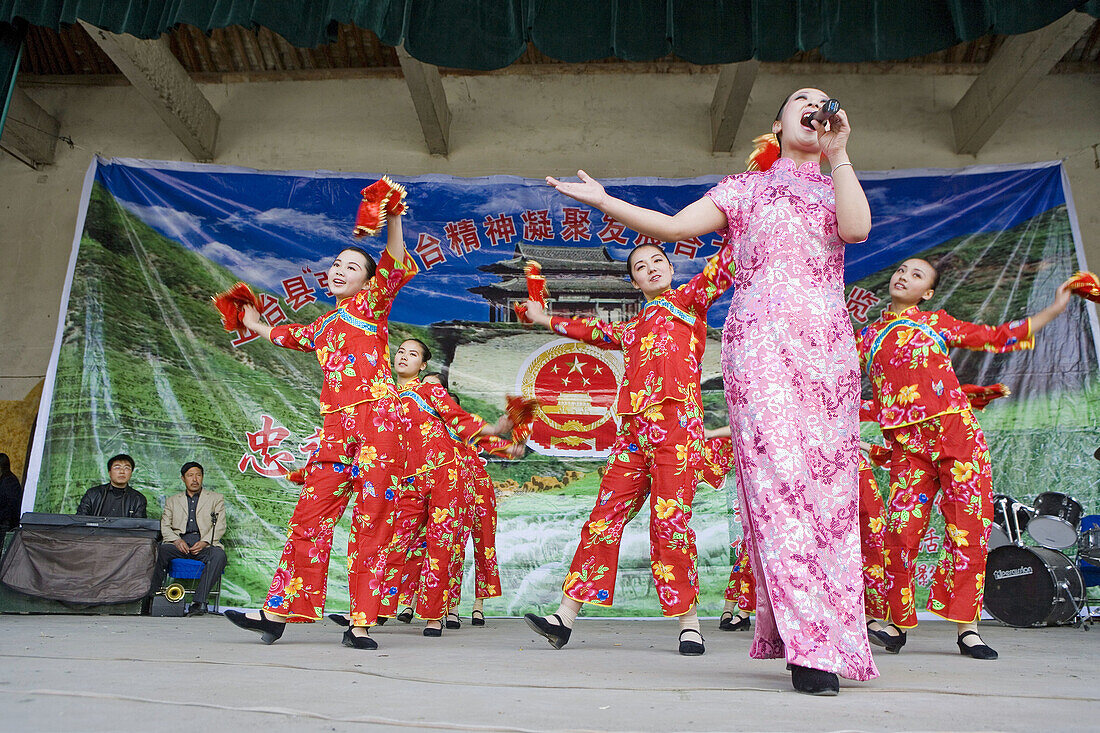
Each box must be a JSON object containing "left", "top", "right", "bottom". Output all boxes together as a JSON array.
[{"left": 152, "top": 543, "right": 227, "bottom": 606}]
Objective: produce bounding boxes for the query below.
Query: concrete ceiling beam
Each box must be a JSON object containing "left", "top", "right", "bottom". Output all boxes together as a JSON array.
[
  {"left": 79, "top": 21, "right": 219, "bottom": 161},
  {"left": 952, "top": 12, "right": 1095, "bottom": 155}
]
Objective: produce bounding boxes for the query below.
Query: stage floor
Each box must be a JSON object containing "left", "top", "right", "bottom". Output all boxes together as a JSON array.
[{"left": 0, "top": 615, "right": 1096, "bottom": 732}]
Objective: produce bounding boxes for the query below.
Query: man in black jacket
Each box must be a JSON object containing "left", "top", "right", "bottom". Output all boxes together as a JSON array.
[{"left": 76, "top": 454, "right": 147, "bottom": 518}]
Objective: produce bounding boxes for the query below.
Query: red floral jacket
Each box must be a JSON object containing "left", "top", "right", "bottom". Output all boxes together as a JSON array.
[
  {"left": 270, "top": 249, "right": 417, "bottom": 414},
  {"left": 857, "top": 305, "right": 1032, "bottom": 430},
  {"left": 549, "top": 246, "right": 735, "bottom": 417},
  {"left": 399, "top": 378, "right": 512, "bottom": 479}
]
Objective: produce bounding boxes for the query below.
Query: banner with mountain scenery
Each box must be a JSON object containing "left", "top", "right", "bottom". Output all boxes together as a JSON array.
[{"left": 24, "top": 157, "right": 1100, "bottom": 616}]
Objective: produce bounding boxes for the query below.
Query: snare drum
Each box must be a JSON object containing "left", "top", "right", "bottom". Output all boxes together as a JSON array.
[
  {"left": 1079, "top": 527, "right": 1100, "bottom": 567},
  {"left": 984, "top": 545, "right": 1084, "bottom": 627},
  {"left": 1027, "top": 492, "right": 1083, "bottom": 550}
]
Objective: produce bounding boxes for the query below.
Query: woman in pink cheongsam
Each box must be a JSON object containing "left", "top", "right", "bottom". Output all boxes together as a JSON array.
[{"left": 547, "top": 87, "right": 877, "bottom": 695}]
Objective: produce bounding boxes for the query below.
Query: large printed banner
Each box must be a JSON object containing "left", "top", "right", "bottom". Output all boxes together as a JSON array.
[{"left": 26, "top": 157, "right": 1100, "bottom": 615}]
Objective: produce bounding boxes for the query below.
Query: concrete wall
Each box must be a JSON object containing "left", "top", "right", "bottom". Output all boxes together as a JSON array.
[{"left": 2, "top": 69, "right": 1098, "bottom": 402}]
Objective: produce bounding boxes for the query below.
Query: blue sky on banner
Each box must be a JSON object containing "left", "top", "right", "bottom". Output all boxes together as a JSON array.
[{"left": 94, "top": 158, "right": 1066, "bottom": 329}]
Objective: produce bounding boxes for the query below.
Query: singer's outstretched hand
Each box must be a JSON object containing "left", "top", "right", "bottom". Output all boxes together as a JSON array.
[
  {"left": 814, "top": 108, "right": 852, "bottom": 163},
  {"left": 546, "top": 170, "right": 608, "bottom": 208}
]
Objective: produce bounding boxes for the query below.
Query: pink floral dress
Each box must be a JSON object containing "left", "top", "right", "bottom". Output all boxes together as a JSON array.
[{"left": 706, "top": 158, "right": 878, "bottom": 681}]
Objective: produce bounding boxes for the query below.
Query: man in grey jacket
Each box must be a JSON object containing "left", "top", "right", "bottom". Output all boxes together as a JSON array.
[{"left": 151, "top": 462, "right": 227, "bottom": 616}]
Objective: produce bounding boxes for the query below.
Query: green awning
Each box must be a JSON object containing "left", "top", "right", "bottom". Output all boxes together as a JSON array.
[{"left": 1, "top": 1, "right": 1097, "bottom": 71}]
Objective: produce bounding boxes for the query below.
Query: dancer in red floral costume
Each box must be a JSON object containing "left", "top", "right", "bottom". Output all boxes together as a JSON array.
[
  {"left": 378, "top": 340, "right": 521, "bottom": 636},
  {"left": 523, "top": 242, "right": 735, "bottom": 656},
  {"left": 225, "top": 186, "right": 415, "bottom": 650},
  {"left": 858, "top": 257, "right": 1072, "bottom": 659}
]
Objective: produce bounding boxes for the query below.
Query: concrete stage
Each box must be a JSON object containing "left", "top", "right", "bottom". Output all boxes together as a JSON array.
[{"left": 0, "top": 615, "right": 1096, "bottom": 732}]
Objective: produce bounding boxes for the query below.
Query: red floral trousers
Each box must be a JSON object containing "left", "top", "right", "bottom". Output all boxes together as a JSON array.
[
  {"left": 563, "top": 398, "right": 704, "bottom": 617},
  {"left": 263, "top": 397, "right": 404, "bottom": 625},
  {"left": 882, "top": 411, "right": 992, "bottom": 627}
]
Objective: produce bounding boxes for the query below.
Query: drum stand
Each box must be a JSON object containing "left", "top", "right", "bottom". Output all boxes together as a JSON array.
[
  {"left": 1072, "top": 547, "right": 1097, "bottom": 629},
  {"left": 1063, "top": 579, "right": 1091, "bottom": 631}
]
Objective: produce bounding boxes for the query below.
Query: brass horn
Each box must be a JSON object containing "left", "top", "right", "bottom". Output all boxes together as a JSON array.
[{"left": 163, "top": 583, "right": 186, "bottom": 602}]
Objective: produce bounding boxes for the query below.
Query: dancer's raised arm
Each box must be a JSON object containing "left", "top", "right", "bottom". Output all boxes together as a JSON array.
[{"left": 546, "top": 170, "right": 727, "bottom": 243}]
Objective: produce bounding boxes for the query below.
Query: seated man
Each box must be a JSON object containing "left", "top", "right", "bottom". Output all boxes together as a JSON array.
[
  {"left": 76, "top": 454, "right": 147, "bottom": 518},
  {"left": 152, "top": 462, "right": 227, "bottom": 616}
]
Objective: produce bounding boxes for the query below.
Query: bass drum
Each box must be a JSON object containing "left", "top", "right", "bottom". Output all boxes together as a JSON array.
[{"left": 984, "top": 546, "right": 1084, "bottom": 628}]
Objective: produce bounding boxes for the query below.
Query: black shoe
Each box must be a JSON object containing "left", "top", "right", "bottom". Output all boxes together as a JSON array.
[
  {"left": 445, "top": 612, "right": 461, "bottom": 630},
  {"left": 790, "top": 664, "right": 839, "bottom": 696},
  {"left": 423, "top": 623, "right": 443, "bottom": 637},
  {"left": 397, "top": 607, "right": 414, "bottom": 624},
  {"left": 880, "top": 624, "right": 907, "bottom": 654},
  {"left": 678, "top": 629, "right": 706, "bottom": 656},
  {"left": 957, "top": 630, "right": 998, "bottom": 660},
  {"left": 719, "top": 611, "right": 750, "bottom": 632},
  {"left": 375, "top": 616, "right": 388, "bottom": 626},
  {"left": 524, "top": 613, "right": 571, "bottom": 649},
  {"left": 866, "top": 620, "right": 887, "bottom": 648},
  {"left": 327, "top": 613, "right": 351, "bottom": 627},
  {"left": 471, "top": 609, "right": 486, "bottom": 626},
  {"left": 186, "top": 603, "right": 206, "bottom": 617},
  {"left": 341, "top": 627, "right": 378, "bottom": 650},
  {"left": 225, "top": 609, "right": 285, "bottom": 645}
]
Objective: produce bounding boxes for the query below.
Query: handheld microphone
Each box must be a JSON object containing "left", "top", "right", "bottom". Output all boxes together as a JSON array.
[{"left": 802, "top": 99, "right": 841, "bottom": 128}]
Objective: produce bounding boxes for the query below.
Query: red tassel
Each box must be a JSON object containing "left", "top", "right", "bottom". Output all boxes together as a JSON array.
[
  {"left": 1068, "top": 270, "right": 1100, "bottom": 303},
  {"left": 961, "top": 383, "right": 1010, "bottom": 411},
  {"left": 354, "top": 176, "right": 403, "bottom": 237},
  {"left": 211, "top": 282, "right": 259, "bottom": 332},
  {"left": 745, "top": 133, "right": 781, "bottom": 172}
]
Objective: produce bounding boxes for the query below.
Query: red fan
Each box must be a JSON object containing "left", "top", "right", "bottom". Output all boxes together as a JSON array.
[
  {"left": 354, "top": 175, "right": 407, "bottom": 237},
  {"left": 513, "top": 260, "right": 549, "bottom": 324},
  {"left": 1068, "top": 271, "right": 1100, "bottom": 303},
  {"left": 961, "top": 383, "right": 1010, "bottom": 411},
  {"left": 387, "top": 178, "right": 409, "bottom": 217},
  {"left": 858, "top": 399, "right": 878, "bottom": 424},
  {"left": 867, "top": 444, "right": 891, "bottom": 469},
  {"left": 211, "top": 282, "right": 259, "bottom": 332},
  {"left": 285, "top": 467, "right": 307, "bottom": 485},
  {"left": 506, "top": 395, "right": 538, "bottom": 443}
]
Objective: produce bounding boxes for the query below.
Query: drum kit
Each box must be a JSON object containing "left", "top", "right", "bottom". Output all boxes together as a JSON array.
[{"left": 984, "top": 491, "right": 1098, "bottom": 628}]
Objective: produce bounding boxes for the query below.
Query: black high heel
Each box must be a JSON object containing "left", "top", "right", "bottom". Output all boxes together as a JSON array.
[
  {"left": 524, "top": 613, "right": 571, "bottom": 649},
  {"left": 678, "top": 629, "right": 705, "bottom": 656},
  {"left": 957, "top": 630, "right": 998, "bottom": 660},
  {"left": 342, "top": 627, "right": 378, "bottom": 650},
  {"left": 790, "top": 664, "right": 839, "bottom": 696},
  {"left": 225, "top": 609, "right": 285, "bottom": 645},
  {"left": 880, "top": 624, "right": 906, "bottom": 654}
]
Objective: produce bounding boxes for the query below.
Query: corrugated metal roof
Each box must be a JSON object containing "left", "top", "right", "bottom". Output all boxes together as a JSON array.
[{"left": 18, "top": 21, "right": 1100, "bottom": 79}]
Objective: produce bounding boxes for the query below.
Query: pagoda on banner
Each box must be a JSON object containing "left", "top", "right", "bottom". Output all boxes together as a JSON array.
[{"left": 471, "top": 242, "right": 642, "bottom": 322}]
